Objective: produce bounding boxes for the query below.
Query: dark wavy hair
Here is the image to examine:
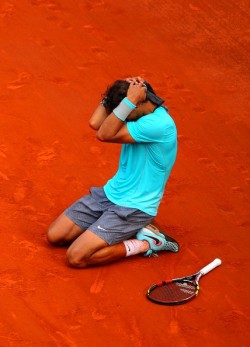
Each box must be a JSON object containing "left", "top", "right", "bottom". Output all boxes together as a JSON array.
[
  {"left": 101, "top": 80, "right": 157, "bottom": 114},
  {"left": 101, "top": 80, "right": 129, "bottom": 114}
]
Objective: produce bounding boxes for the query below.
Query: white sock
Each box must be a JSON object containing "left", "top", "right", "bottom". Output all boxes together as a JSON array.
[{"left": 123, "top": 239, "right": 149, "bottom": 257}]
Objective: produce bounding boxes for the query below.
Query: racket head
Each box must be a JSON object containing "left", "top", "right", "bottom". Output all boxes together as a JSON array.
[{"left": 146, "top": 279, "right": 199, "bottom": 305}]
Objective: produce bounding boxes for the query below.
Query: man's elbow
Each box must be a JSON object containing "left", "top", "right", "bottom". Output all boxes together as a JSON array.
[
  {"left": 96, "top": 130, "right": 111, "bottom": 142},
  {"left": 89, "top": 119, "right": 99, "bottom": 130}
]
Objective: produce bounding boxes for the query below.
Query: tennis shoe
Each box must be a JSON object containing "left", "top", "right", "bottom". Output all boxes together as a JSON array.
[{"left": 136, "top": 224, "right": 179, "bottom": 257}]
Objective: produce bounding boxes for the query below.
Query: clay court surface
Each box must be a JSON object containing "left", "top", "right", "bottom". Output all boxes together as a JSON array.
[{"left": 0, "top": 0, "right": 249, "bottom": 346}]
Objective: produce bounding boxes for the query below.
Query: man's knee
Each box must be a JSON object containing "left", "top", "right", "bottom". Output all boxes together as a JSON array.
[
  {"left": 47, "top": 224, "right": 62, "bottom": 245},
  {"left": 66, "top": 247, "right": 88, "bottom": 268}
]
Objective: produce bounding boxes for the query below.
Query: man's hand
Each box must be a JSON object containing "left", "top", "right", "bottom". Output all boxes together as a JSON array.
[
  {"left": 125, "top": 76, "right": 144, "bottom": 84},
  {"left": 126, "top": 81, "right": 147, "bottom": 105}
]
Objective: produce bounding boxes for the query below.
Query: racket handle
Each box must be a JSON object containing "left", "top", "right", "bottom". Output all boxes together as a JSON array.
[{"left": 200, "top": 258, "right": 222, "bottom": 275}]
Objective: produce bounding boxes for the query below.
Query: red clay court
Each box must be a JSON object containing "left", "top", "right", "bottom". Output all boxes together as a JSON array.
[{"left": 0, "top": 1, "right": 249, "bottom": 346}]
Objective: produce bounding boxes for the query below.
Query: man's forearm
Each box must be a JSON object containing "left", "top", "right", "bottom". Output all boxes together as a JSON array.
[
  {"left": 96, "top": 95, "right": 138, "bottom": 141},
  {"left": 96, "top": 112, "right": 125, "bottom": 141}
]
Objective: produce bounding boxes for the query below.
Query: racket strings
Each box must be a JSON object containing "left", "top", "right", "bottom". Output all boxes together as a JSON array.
[{"left": 148, "top": 281, "right": 196, "bottom": 303}]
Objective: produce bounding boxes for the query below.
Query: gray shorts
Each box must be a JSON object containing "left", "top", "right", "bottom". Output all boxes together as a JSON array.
[{"left": 64, "top": 187, "right": 153, "bottom": 245}]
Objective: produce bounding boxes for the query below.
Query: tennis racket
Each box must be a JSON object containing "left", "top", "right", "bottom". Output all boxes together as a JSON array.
[{"left": 147, "top": 258, "right": 222, "bottom": 305}]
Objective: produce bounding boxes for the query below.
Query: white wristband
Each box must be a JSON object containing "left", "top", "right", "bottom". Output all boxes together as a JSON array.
[{"left": 113, "top": 97, "right": 136, "bottom": 121}]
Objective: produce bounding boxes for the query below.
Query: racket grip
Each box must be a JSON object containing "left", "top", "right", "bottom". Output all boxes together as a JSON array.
[{"left": 200, "top": 258, "right": 222, "bottom": 275}]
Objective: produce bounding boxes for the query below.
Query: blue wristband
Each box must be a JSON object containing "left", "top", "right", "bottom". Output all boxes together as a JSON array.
[
  {"left": 113, "top": 97, "right": 136, "bottom": 121},
  {"left": 123, "top": 97, "right": 136, "bottom": 109}
]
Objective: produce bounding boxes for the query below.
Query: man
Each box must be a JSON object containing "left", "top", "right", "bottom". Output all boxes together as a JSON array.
[{"left": 47, "top": 76, "right": 178, "bottom": 267}]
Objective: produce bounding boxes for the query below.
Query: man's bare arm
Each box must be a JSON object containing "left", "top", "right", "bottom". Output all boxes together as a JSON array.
[
  {"left": 96, "top": 82, "right": 146, "bottom": 143},
  {"left": 88, "top": 102, "right": 134, "bottom": 143},
  {"left": 96, "top": 113, "right": 135, "bottom": 143}
]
